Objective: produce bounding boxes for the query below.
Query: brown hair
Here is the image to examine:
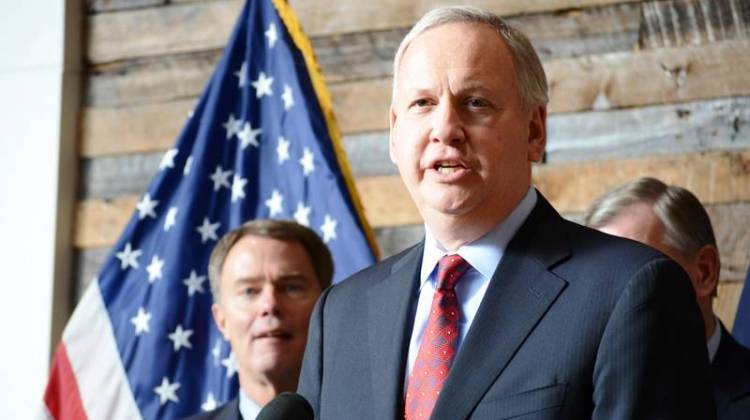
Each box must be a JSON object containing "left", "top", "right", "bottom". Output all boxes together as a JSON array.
[{"left": 208, "top": 219, "right": 334, "bottom": 301}]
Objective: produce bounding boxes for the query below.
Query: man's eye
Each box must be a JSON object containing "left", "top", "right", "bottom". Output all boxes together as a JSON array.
[
  {"left": 412, "top": 98, "right": 431, "bottom": 107},
  {"left": 242, "top": 287, "right": 259, "bottom": 296},
  {"left": 467, "top": 97, "right": 488, "bottom": 107}
]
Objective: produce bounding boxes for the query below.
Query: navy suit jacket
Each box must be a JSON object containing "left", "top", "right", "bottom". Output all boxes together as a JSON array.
[
  {"left": 298, "top": 194, "right": 715, "bottom": 419},
  {"left": 183, "top": 398, "right": 241, "bottom": 420},
  {"left": 714, "top": 323, "right": 750, "bottom": 419}
]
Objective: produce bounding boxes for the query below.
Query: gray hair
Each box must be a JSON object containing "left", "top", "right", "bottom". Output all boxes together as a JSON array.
[
  {"left": 208, "top": 219, "right": 334, "bottom": 302},
  {"left": 584, "top": 177, "right": 717, "bottom": 259},
  {"left": 391, "top": 6, "right": 549, "bottom": 111}
]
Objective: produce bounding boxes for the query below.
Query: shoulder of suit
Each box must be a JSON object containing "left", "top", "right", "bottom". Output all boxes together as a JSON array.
[{"left": 326, "top": 242, "right": 422, "bottom": 293}]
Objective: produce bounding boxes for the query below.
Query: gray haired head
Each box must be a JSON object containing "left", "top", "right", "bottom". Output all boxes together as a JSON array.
[{"left": 391, "top": 6, "right": 548, "bottom": 111}]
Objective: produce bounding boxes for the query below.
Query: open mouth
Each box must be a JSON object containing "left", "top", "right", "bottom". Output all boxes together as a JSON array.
[{"left": 434, "top": 162, "right": 467, "bottom": 175}]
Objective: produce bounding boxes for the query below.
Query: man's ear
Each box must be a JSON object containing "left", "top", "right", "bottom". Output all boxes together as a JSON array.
[
  {"left": 527, "top": 104, "right": 547, "bottom": 163},
  {"left": 388, "top": 105, "right": 398, "bottom": 164},
  {"left": 211, "top": 302, "right": 230, "bottom": 341},
  {"left": 693, "top": 244, "right": 720, "bottom": 300}
]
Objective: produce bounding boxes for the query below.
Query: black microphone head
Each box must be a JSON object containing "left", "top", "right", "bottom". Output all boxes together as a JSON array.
[{"left": 256, "top": 392, "right": 314, "bottom": 420}]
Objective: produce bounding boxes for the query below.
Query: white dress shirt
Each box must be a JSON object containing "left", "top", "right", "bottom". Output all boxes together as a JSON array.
[
  {"left": 238, "top": 388, "right": 262, "bottom": 420},
  {"left": 405, "top": 187, "right": 538, "bottom": 384},
  {"left": 707, "top": 317, "right": 721, "bottom": 363}
]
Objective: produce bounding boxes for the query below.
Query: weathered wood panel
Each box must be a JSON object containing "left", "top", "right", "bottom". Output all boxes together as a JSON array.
[
  {"left": 546, "top": 96, "right": 750, "bottom": 162},
  {"left": 88, "top": 0, "right": 163, "bottom": 13},
  {"left": 544, "top": 39, "right": 750, "bottom": 113},
  {"left": 535, "top": 150, "right": 750, "bottom": 214},
  {"left": 641, "top": 0, "right": 750, "bottom": 49},
  {"left": 86, "top": 2, "right": 643, "bottom": 106},
  {"left": 80, "top": 98, "right": 195, "bottom": 157},
  {"left": 74, "top": 150, "right": 750, "bottom": 247},
  {"left": 87, "top": 0, "right": 644, "bottom": 63},
  {"left": 81, "top": 40, "right": 750, "bottom": 157}
]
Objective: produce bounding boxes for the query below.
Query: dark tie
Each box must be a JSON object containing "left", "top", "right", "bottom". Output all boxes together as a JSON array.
[{"left": 405, "top": 255, "right": 470, "bottom": 420}]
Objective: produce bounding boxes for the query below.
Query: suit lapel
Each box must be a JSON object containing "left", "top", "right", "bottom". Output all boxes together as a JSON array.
[
  {"left": 367, "top": 243, "right": 423, "bottom": 418},
  {"left": 432, "top": 195, "right": 570, "bottom": 419}
]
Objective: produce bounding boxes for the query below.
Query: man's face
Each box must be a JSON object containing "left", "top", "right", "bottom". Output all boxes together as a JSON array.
[
  {"left": 212, "top": 235, "right": 322, "bottom": 387},
  {"left": 389, "top": 22, "right": 546, "bottom": 224}
]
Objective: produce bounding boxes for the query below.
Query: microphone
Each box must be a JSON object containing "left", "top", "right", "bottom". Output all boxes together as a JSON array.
[{"left": 256, "top": 392, "right": 314, "bottom": 420}]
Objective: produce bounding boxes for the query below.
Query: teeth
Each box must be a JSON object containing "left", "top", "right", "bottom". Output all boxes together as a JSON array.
[{"left": 437, "top": 165, "right": 460, "bottom": 174}]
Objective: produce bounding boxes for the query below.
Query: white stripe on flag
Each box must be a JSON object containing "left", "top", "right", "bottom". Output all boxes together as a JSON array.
[{"left": 63, "top": 281, "right": 142, "bottom": 420}]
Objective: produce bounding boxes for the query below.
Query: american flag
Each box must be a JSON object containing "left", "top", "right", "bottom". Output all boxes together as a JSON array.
[{"left": 43, "top": 0, "right": 378, "bottom": 418}]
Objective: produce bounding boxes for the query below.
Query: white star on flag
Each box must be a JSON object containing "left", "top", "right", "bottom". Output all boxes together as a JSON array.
[
  {"left": 116, "top": 242, "right": 142, "bottom": 270},
  {"left": 154, "top": 377, "right": 180, "bottom": 405},
  {"left": 294, "top": 202, "right": 311, "bottom": 227},
  {"left": 211, "top": 341, "right": 222, "bottom": 364},
  {"left": 146, "top": 255, "right": 165, "bottom": 283},
  {"left": 164, "top": 207, "right": 178, "bottom": 232},
  {"left": 321, "top": 214, "right": 338, "bottom": 243},
  {"left": 196, "top": 218, "right": 220, "bottom": 243},
  {"left": 231, "top": 174, "right": 248, "bottom": 202},
  {"left": 183, "top": 155, "right": 193, "bottom": 175},
  {"left": 182, "top": 270, "right": 206, "bottom": 297},
  {"left": 234, "top": 61, "right": 248, "bottom": 88},
  {"left": 223, "top": 113, "right": 242, "bottom": 139},
  {"left": 299, "top": 147, "right": 315, "bottom": 176},
  {"left": 159, "top": 148, "right": 179, "bottom": 170},
  {"left": 265, "top": 189, "right": 284, "bottom": 217},
  {"left": 209, "top": 166, "right": 232, "bottom": 191},
  {"left": 130, "top": 307, "right": 151, "bottom": 336},
  {"left": 237, "top": 121, "right": 262, "bottom": 149},
  {"left": 136, "top": 193, "right": 159, "bottom": 219},
  {"left": 202, "top": 392, "right": 218, "bottom": 412},
  {"left": 168, "top": 325, "right": 194, "bottom": 352},
  {"left": 221, "top": 351, "right": 238, "bottom": 378},
  {"left": 282, "top": 84, "right": 294, "bottom": 110},
  {"left": 276, "top": 136, "right": 290, "bottom": 164},
  {"left": 265, "top": 23, "right": 278, "bottom": 48},
  {"left": 251, "top": 71, "right": 274, "bottom": 98}
]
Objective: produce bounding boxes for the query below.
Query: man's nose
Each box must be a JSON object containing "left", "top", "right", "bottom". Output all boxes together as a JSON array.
[
  {"left": 258, "top": 287, "right": 281, "bottom": 316},
  {"left": 430, "top": 101, "right": 465, "bottom": 146}
]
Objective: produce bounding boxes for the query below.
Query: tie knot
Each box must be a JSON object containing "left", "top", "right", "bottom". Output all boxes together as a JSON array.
[{"left": 436, "top": 254, "right": 469, "bottom": 290}]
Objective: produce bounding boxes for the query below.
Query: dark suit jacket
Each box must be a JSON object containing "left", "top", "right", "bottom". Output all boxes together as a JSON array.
[
  {"left": 714, "top": 323, "right": 750, "bottom": 419},
  {"left": 183, "top": 398, "right": 241, "bottom": 420},
  {"left": 299, "top": 194, "right": 715, "bottom": 419}
]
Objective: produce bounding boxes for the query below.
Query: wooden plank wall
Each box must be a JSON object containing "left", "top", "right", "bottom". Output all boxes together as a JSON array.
[{"left": 77, "top": 0, "right": 750, "bottom": 327}]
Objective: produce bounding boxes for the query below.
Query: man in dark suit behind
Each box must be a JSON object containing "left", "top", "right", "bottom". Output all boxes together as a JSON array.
[
  {"left": 298, "top": 6, "right": 715, "bottom": 420},
  {"left": 585, "top": 177, "right": 750, "bottom": 419},
  {"left": 186, "top": 220, "right": 332, "bottom": 420}
]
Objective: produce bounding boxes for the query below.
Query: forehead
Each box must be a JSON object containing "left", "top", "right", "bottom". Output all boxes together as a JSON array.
[
  {"left": 222, "top": 234, "right": 315, "bottom": 278},
  {"left": 399, "top": 21, "right": 515, "bottom": 79},
  {"left": 598, "top": 202, "right": 665, "bottom": 248}
]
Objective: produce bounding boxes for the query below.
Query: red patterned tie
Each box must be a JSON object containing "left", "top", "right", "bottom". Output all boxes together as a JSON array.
[{"left": 405, "top": 254, "right": 470, "bottom": 420}]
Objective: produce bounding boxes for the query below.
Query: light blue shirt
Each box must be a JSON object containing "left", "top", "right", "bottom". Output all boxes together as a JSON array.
[
  {"left": 238, "top": 389, "right": 262, "bottom": 420},
  {"left": 405, "top": 187, "right": 538, "bottom": 382}
]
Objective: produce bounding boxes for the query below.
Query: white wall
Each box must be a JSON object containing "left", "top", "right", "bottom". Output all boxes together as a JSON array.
[{"left": 0, "top": 0, "right": 79, "bottom": 416}]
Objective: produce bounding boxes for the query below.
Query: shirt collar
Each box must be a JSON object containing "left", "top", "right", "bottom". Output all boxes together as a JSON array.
[
  {"left": 420, "top": 186, "right": 538, "bottom": 285},
  {"left": 707, "top": 316, "right": 721, "bottom": 363},
  {"left": 238, "top": 388, "right": 262, "bottom": 420}
]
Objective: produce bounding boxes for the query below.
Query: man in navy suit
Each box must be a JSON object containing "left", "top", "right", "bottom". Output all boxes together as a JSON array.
[
  {"left": 586, "top": 177, "right": 750, "bottom": 419},
  {"left": 298, "top": 6, "right": 715, "bottom": 419},
  {"left": 187, "top": 220, "right": 332, "bottom": 420}
]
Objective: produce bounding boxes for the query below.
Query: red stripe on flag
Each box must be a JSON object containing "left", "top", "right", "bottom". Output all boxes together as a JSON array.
[{"left": 44, "top": 343, "right": 88, "bottom": 420}]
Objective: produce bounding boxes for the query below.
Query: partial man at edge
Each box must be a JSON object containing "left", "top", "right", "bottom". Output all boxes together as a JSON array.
[
  {"left": 298, "top": 6, "right": 714, "bottom": 420},
  {"left": 585, "top": 177, "right": 750, "bottom": 420},
  {"left": 185, "top": 219, "right": 332, "bottom": 420}
]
